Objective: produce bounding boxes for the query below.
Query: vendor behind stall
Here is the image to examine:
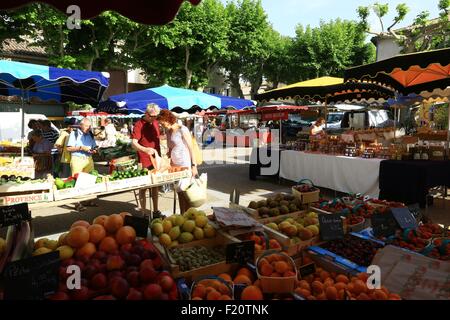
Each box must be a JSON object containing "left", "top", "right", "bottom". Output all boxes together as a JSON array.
[
  {"left": 30, "top": 131, "right": 53, "bottom": 178},
  {"left": 310, "top": 117, "right": 326, "bottom": 137}
]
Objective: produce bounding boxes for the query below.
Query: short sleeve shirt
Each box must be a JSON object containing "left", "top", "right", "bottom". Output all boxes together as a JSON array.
[
  {"left": 132, "top": 118, "right": 161, "bottom": 168},
  {"left": 67, "top": 129, "right": 97, "bottom": 157},
  {"left": 42, "top": 128, "right": 59, "bottom": 144}
]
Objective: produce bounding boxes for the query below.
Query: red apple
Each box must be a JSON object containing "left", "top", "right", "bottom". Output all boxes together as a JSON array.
[
  {"left": 59, "top": 266, "right": 69, "bottom": 281},
  {"left": 120, "top": 251, "right": 131, "bottom": 262},
  {"left": 159, "top": 275, "right": 175, "bottom": 293},
  {"left": 94, "top": 295, "right": 116, "bottom": 300},
  {"left": 140, "top": 259, "right": 153, "bottom": 270},
  {"left": 92, "top": 251, "right": 107, "bottom": 262},
  {"left": 126, "top": 288, "right": 143, "bottom": 300},
  {"left": 106, "top": 255, "right": 125, "bottom": 271},
  {"left": 128, "top": 254, "right": 141, "bottom": 266},
  {"left": 74, "top": 261, "right": 85, "bottom": 272},
  {"left": 143, "top": 284, "right": 162, "bottom": 300},
  {"left": 110, "top": 278, "right": 129, "bottom": 299},
  {"left": 48, "top": 291, "right": 70, "bottom": 300},
  {"left": 152, "top": 256, "right": 162, "bottom": 270},
  {"left": 91, "top": 273, "right": 108, "bottom": 289},
  {"left": 61, "top": 258, "right": 75, "bottom": 267},
  {"left": 121, "top": 243, "right": 133, "bottom": 252},
  {"left": 160, "top": 293, "right": 169, "bottom": 300},
  {"left": 127, "top": 271, "right": 140, "bottom": 288},
  {"left": 80, "top": 278, "right": 89, "bottom": 288},
  {"left": 70, "top": 286, "right": 89, "bottom": 300},
  {"left": 139, "top": 266, "right": 157, "bottom": 283},
  {"left": 83, "top": 264, "right": 98, "bottom": 279},
  {"left": 126, "top": 266, "right": 139, "bottom": 274}
]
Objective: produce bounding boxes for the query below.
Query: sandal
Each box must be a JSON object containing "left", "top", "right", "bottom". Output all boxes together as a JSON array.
[{"left": 75, "top": 203, "right": 86, "bottom": 212}]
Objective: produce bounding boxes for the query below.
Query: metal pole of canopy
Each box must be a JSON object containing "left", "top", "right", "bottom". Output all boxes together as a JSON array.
[{"left": 20, "top": 93, "right": 25, "bottom": 160}]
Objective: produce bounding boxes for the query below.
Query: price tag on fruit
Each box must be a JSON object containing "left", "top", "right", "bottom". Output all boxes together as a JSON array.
[
  {"left": 318, "top": 214, "right": 344, "bottom": 241},
  {"left": 0, "top": 203, "right": 31, "bottom": 227},
  {"left": 371, "top": 211, "right": 398, "bottom": 238},
  {"left": 124, "top": 215, "right": 149, "bottom": 238},
  {"left": 391, "top": 208, "right": 418, "bottom": 230},
  {"left": 3, "top": 251, "right": 60, "bottom": 300},
  {"left": 299, "top": 262, "right": 316, "bottom": 278},
  {"left": 226, "top": 240, "right": 255, "bottom": 264}
]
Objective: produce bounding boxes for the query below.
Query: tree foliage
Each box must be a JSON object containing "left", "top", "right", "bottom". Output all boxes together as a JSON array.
[{"left": 358, "top": 0, "right": 450, "bottom": 53}]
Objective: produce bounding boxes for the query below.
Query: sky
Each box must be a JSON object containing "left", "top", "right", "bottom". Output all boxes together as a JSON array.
[{"left": 220, "top": 0, "right": 442, "bottom": 37}]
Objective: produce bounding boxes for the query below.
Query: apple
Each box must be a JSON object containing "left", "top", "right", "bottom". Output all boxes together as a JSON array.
[
  {"left": 94, "top": 295, "right": 116, "bottom": 300},
  {"left": 83, "top": 264, "right": 98, "bottom": 279},
  {"left": 106, "top": 255, "right": 125, "bottom": 271},
  {"left": 143, "top": 284, "right": 162, "bottom": 300},
  {"left": 127, "top": 254, "right": 141, "bottom": 266},
  {"left": 126, "top": 288, "right": 143, "bottom": 300},
  {"left": 121, "top": 243, "right": 133, "bottom": 252},
  {"left": 91, "top": 273, "right": 108, "bottom": 289},
  {"left": 70, "top": 286, "right": 89, "bottom": 300},
  {"left": 110, "top": 278, "right": 130, "bottom": 299},
  {"left": 61, "top": 258, "right": 75, "bottom": 267},
  {"left": 159, "top": 275, "right": 175, "bottom": 293},
  {"left": 160, "top": 293, "right": 169, "bottom": 300},
  {"left": 48, "top": 291, "right": 70, "bottom": 300},
  {"left": 140, "top": 259, "right": 153, "bottom": 270},
  {"left": 139, "top": 266, "right": 157, "bottom": 283},
  {"left": 126, "top": 266, "right": 139, "bottom": 274},
  {"left": 127, "top": 271, "right": 141, "bottom": 288}
]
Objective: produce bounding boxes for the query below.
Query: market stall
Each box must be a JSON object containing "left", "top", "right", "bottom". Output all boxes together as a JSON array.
[{"left": 280, "top": 150, "right": 381, "bottom": 197}]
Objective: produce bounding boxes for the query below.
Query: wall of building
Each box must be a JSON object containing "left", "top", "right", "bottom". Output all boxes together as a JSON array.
[{"left": 375, "top": 37, "right": 402, "bottom": 61}]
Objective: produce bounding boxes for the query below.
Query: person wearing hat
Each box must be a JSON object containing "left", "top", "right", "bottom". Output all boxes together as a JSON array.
[
  {"left": 131, "top": 103, "right": 162, "bottom": 218},
  {"left": 55, "top": 118, "right": 77, "bottom": 178}
]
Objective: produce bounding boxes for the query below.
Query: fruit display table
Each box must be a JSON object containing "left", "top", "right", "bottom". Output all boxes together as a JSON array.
[
  {"left": 279, "top": 151, "right": 382, "bottom": 198},
  {"left": 379, "top": 160, "right": 450, "bottom": 208}
]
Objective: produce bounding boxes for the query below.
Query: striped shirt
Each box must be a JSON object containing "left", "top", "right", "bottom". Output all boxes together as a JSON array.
[{"left": 42, "top": 128, "right": 59, "bottom": 144}]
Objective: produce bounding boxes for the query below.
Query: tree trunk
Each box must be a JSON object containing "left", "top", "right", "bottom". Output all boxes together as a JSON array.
[
  {"left": 185, "top": 46, "right": 193, "bottom": 88},
  {"left": 230, "top": 74, "right": 244, "bottom": 99}
]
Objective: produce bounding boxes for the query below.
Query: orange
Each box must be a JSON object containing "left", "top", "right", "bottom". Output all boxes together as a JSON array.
[
  {"left": 295, "top": 288, "right": 310, "bottom": 298},
  {"left": 219, "top": 295, "right": 232, "bottom": 300},
  {"left": 325, "top": 286, "right": 338, "bottom": 300},
  {"left": 373, "top": 289, "right": 388, "bottom": 300},
  {"left": 274, "top": 261, "right": 289, "bottom": 274},
  {"left": 283, "top": 271, "right": 296, "bottom": 277},
  {"left": 271, "top": 272, "right": 282, "bottom": 277},
  {"left": 388, "top": 293, "right": 401, "bottom": 300},
  {"left": 206, "top": 290, "right": 221, "bottom": 300},
  {"left": 323, "top": 277, "right": 334, "bottom": 287},
  {"left": 75, "top": 242, "right": 96, "bottom": 258},
  {"left": 306, "top": 295, "right": 317, "bottom": 300},
  {"left": 104, "top": 214, "right": 124, "bottom": 234},
  {"left": 218, "top": 273, "right": 232, "bottom": 282},
  {"left": 192, "top": 284, "right": 206, "bottom": 299},
  {"left": 334, "top": 282, "right": 347, "bottom": 291},
  {"left": 66, "top": 226, "right": 90, "bottom": 248},
  {"left": 315, "top": 292, "right": 326, "bottom": 300},
  {"left": 241, "top": 285, "right": 263, "bottom": 300},
  {"left": 266, "top": 254, "right": 281, "bottom": 263},
  {"left": 311, "top": 281, "right": 324, "bottom": 295},
  {"left": 233, "top": 275, "right": 252, "bottom": 286},
  {"left": 99, "top": 236, "right": 118, "bottom": 253},
  {"left": 259, "top": 263, "right": 274, "bottom": 277},
  {"left": 93, "top": 215, "right": 108, "bottom": 227},
  {"left": 347, "top": 283, "right": 355, "bottom": 294},
  {"left": 337, "top": 289, "right": 346, "bottom": 300},
  {"left": 115, "top": 226, "right": 136, "bottom": 245},
  {"left": 88, "top": 224, "right": 106, "bottom": 244},
  {"left": 352, "top": 280, "right": 367, "bottom": 296},
  {"left": 237, "top": 268, "right": 255, "bottom": 282},
  {"left": 71, "top": 220, "right": 90, "bottom": 229},
  {"left": 191, "top": 297, "right": 202, "bottom": 300},
  {"left": 258, "top": 258, "right": 269, "bottom": 268},
  {"left": 319, "top": 271, "right": 330, "bottom": 282},
  {"left": 253, "top": 280, "right": 261, "bottom": 288},
  {"left": 380, "top": 286, "right": 390, "bottom": 296},
  {"left": 297, "top": 280, "right": 310, "bottom": 291},
  {"left": 335, "top": 274, "right": 349, "bottom": 284},
  {"left": 357, "top": 293, "right": 371, "bottom": 300},
  {"left": 217, "top": 283, "right": 230, "bottom": 295},
  {"left": 356, "top": 273, "right": 369, "bottom": 283}
]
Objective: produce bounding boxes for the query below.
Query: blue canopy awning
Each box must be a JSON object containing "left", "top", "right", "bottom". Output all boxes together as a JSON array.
[
  {"left": 0, "top": 60, "right": 109, "bottom": 104},
  {"left": 98, "top": 84, "right": 254, "bottom": 112}
]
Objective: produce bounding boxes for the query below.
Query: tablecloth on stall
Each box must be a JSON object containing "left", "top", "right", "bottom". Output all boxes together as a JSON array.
[
  {"left": 379, "top": 160, "right": 450, "bottom": 208},
  {"left": 279, "top": 150, "right": 382, "bottom": 198}
]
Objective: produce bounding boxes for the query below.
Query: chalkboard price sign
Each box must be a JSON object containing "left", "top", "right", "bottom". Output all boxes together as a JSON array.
[
  {"left": 3, "top": 251, "right": 60, "bottom": 300},
  {"left": 319, "top": 214, "right": 344, "bottom": 241},
  {"left": 392, "top": 208, "right": 418, "bottom": 230},
  {"left": 226, "top": 240, "right": 255, "bottom": 265},
  {"left": 124, "top": 215, "right": 149, "bottom": 238},
  {"left": 0, "top": 203, "right": 31, "bottom": 228},
  {"left": 371, "top": 211, "right": 398, "bottom": 238},
  {"left": 299, "top": 262, "right": 316, "bottom": 278}
]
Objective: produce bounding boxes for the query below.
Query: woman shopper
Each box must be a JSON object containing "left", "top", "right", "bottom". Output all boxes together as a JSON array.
[
  {"left": 157, "top": 110, "right": 198, "bottom": 214},
  {"left": 54, "top": 118, "right": 76, "bottom": 178}
]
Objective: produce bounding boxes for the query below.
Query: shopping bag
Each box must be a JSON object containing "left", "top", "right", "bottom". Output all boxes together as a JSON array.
[
  {"left": 191, "top": 135, "right": 203, "bottom": 165},
  {"left": 180, "top": 173, "right": 207, "bottom": 208}
]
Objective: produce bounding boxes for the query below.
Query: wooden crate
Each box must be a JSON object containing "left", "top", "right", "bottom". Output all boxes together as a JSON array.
[
  {"left": 105, "top": 173, "right": 151, "bottom": 191},
  {"left": 155, "top": 231, "right": 240, "bottom": 282},
  {"left": 292, "top": 187, "right": 320, "bottom": 204},
  {"left": 0, "top": 190, "right": 53, "bottom": 205}
]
